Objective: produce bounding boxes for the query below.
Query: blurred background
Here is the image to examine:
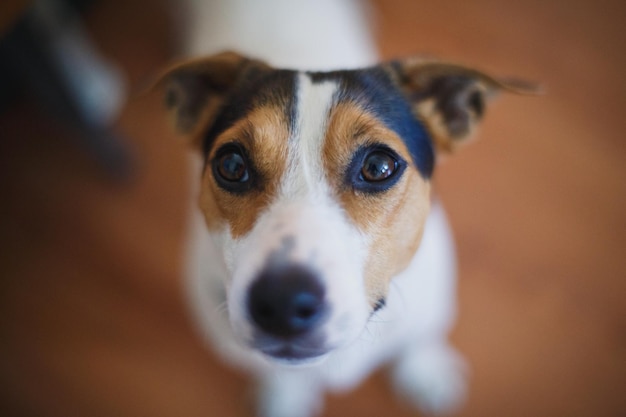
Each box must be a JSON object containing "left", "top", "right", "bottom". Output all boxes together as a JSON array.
[{"left": 0, "top": 0, "right": 624, "bottom": 416}]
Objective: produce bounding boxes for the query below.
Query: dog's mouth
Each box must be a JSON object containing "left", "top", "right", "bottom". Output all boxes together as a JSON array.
[
  {"left": 260, "top": 344, "right": 329, "bottom": 364},
  {"left": 251, "top": 334, "right": 331, "bottom": 365}
]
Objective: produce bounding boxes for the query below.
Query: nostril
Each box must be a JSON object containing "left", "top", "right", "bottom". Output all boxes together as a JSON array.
[
  {"left": 296, "top": 305, "right": 315, "bottom": 320},
  {"left": 253, "top": 302, "right": 276, "bottom": 321},
  {"left": 247, "top": 265, "right": 326, "bottom": 338},
  {"left": 291, "top": 292, "right": 322, "bottom": 325}
]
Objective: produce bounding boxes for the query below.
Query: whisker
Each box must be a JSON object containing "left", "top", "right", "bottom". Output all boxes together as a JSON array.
[{"left": 214, "top": 300, "right": 229, "bottom": 318}]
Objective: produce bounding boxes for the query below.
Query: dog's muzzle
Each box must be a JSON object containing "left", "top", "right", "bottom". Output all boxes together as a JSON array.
[{"left": 246, "top": 264, "right": 330, "bottom": 362}]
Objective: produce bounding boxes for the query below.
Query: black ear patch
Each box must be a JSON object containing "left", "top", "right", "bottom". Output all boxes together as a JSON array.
[
  {"left": 386, "top": 58, "right": 540, "bottom": 154},
  {"left": 155, "top": 51, "right": 261, "bottom": 140},
  {"left": 165, "top": 71, "right": 217, "bottom": 133},
  {"left": 412, "top": 75, "right": 487, "bottom": 139}
]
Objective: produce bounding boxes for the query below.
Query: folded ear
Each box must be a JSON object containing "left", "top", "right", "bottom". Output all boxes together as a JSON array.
[
  {"left": 151, "top": 51, "right": 268, "bottom": 148},
  {"left": 386, "top": 57, "right": 541, "bottom": 154}
]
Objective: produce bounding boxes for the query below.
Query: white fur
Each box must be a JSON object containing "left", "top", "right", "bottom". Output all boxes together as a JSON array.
[
  {"left": 283, "top": 74, "right": 337, "bottom": 198},
  {"left": 183, "top": 0, "right": 377, "bottom": 70},
  {"left": 182, "top": 1, "right": 466, "bottom": 416}
]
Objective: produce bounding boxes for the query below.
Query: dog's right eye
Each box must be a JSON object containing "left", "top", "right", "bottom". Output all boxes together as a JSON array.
[
  {"left": 217, "top": 151, "right": 249, "bottom": 182},
  {"left": 212, "top": 144, "right": 254, "bottom": 193}
]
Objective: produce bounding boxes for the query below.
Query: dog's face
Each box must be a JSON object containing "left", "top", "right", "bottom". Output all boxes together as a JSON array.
[{"left": 157, "top": 52, "right": 535, "bottom": 364}]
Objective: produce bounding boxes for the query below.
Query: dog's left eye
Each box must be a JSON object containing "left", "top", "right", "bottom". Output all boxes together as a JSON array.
[
  {"left": 361, "top": 151, "right": 398, "bottom": 182},
  {"left": 347, "top": 145, "right": 406, "bottom": 193}
]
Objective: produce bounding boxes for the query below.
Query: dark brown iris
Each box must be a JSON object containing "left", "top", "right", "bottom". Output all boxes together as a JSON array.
[
  {"left": 217, "top": 151, "right": 249, "bottom": 182},
  {"left": 361, "top": 151, "right": 397, "bottom": 182}
]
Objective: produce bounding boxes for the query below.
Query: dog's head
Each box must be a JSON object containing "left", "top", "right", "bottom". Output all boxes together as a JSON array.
[{"left": 156, "top": 52, "right": 536, "bottom": 364}]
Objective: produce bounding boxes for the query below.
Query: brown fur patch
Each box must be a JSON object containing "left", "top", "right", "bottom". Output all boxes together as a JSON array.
[
  {"left": 323, "top": 103, "right": 431, "bottom": 306},
  {"left": 199, "top": 105, "right": 290, "bottom": 238}
]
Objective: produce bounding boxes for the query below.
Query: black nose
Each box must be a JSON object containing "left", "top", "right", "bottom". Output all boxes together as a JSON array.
[{"left": 247, "top": 265, "right": 326, "bottom": 338}]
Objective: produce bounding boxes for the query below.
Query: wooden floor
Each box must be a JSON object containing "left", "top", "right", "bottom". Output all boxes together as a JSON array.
[{"left": 1, "top": 1, "right": 624, "bottom": 416}]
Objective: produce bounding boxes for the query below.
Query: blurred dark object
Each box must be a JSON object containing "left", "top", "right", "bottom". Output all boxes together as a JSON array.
[{"left": 0, "top": 0, "right": 133, "bottom": 180}]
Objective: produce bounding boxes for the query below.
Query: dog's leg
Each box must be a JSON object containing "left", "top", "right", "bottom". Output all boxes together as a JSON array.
[
  {"left": 256, "top": 371, "right": 323, "bottom": 417},
  {"left": 391, "top": 338, "right": 468, "bottom": 415}
]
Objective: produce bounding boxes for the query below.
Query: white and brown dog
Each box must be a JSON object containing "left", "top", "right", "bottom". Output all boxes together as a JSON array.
[
  {"left": 155, "top": 50, "right": 535, "bottom": 417},
  {"left": 154, "top": 3, "right": 536, "bottom": 416}
]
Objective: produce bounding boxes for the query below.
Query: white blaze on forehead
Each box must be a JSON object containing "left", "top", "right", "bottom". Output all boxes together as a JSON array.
[{"left": 280, "top": 73, "right": 338, "bottom": 199}]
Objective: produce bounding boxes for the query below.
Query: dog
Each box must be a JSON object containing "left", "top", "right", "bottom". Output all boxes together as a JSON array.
[{"left": 153, "top": 49, "right": 537, "bottom": 417}]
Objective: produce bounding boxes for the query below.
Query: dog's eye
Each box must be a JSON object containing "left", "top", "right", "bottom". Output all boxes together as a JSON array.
[
  {"left": 212, "top": 144, "right": 256, "bottom": 193},
  {"left": 361, "top": 151, "right": 397, "bottom": 182},
  {"left": 217, "top": 150, "right": 249, "bottom": 182},
  {"left": 346, "top": 145, "right": 406, "bottom": 193}
]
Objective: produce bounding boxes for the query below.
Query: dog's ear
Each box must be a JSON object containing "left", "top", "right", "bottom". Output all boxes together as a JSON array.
[
  {"left": 151, "top": 51, "right": 268, "bottom": 148},
  {"left": 386, "top": 57, "right": 541, "bottom": 154}
]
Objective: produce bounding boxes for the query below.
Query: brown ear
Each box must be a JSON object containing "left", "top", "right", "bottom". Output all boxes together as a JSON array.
[
  {"left": 386, "top": 57, "right": 541, "bottom": 154},
  {"left": 152, "top": 51, "right": 268, "bottom": 148}
]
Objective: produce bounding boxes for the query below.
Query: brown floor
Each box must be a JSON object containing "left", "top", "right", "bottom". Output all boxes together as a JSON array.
[{"left": 1, "top": 1, "right": 625, "bottom": 416}]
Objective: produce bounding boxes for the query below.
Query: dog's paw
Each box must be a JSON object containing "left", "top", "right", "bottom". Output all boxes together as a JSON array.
[
  {"left": 256, "top": 373, "right": 322, "bottom": 417},
  {"left": 391, "top": 342, "right": 468, "bottom": 415}
]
